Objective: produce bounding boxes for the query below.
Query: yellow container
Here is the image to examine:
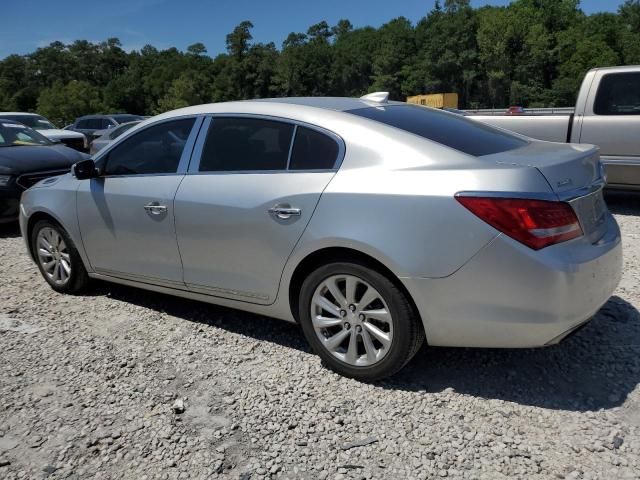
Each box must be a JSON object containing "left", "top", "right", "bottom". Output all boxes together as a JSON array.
[{"left": 406, "top": 93, "right": 458, "bottom": 109}]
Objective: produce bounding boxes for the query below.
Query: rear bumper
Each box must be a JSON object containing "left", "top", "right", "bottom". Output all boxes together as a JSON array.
[
  {"left": 603, "top": 157, "right": 640, "bottom": 191},
  {"left": 402, "top": 213, "right": 622, "bottom": 348}
]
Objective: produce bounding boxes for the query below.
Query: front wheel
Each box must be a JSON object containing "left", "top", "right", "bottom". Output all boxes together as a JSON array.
[
  {"left": 31, "top": 219, "right": 89, "bottom": 294},
  {"left": 298, "top": 262, "right": 424, "bottom": 381}
]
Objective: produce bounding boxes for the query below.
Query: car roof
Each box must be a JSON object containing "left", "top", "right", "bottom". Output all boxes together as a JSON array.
[
  {"left": 252, "top": 97, "right": 406, "bottom": 111},
  {"left": 147, "top": 97, "right": 410, "bottom": 128},
  {"left": 0, "top": 112, "right": 40, "bottom": 117},
  {"left": 76, "top": 114, "right": 131, "bottom": 120}
]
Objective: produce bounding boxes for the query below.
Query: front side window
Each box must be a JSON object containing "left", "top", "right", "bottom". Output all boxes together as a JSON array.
[
  {"left": 199, "top": 117, "right": 294, "bottom": 172},
  {"left": 347, "top": 105, "right": 527, "bottom": 156},
  {"left": 594, "top": 72, "right": 640, "bottom": 115},
  {"left": 76, "top": 119, "right": 90, "bottom": 129},
  {"left": 289, "top": 126, "right": 339, "bottom": 170},
  {"left": 102, "top": 118, "right": 195, "bottom": 176}
]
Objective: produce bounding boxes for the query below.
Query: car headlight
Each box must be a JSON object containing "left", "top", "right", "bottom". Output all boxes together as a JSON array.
[{"left": 0, "top": 175, "right": 12, "bottom": 187}]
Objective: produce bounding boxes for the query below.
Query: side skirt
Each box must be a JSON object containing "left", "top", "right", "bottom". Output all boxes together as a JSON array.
[{"left": 88, "top": 272, "right": 296, "bottom": 323}]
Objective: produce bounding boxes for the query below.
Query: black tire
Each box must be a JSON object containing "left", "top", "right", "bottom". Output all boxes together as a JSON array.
[
  {"left": 30, "top": 219, "right": 90, "bottom": 294},
  {"left": 298, "top": 261, "right": 425, "bottom": 381}
]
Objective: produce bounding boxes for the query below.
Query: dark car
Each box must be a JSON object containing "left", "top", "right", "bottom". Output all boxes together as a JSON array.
[
  {"left": 68, "top": 114, "right": 144, "bottom": 142},
  {"left": 0, "top": 120, "right": 87, "bottom": 223}
]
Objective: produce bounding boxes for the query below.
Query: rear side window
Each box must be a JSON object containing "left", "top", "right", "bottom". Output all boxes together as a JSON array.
[
  {"left": 290, "top": 127, "right": 339, "bottom": 170},
  {"left": 103, "top": 118, "right": 195, "bottom": 175},
  {"left": 76, "top": 119, "right": 90, "bottom": 129},
  {"left": 199, "top": 117, "right": 294, "bottom": 172},
  {"left": 594, "top": 72, "right": 640, "bottom": 115},
  {"left": 347, "top": 105, "right": 527, "bottom": 156}
]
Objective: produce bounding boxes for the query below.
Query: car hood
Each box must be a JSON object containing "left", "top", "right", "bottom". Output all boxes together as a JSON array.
[
  {"left": 39, "top": 129, "right": 85, "bottom": 140},
  {"left": 0, "top": 144, "right": 87, "bottom": 174}
]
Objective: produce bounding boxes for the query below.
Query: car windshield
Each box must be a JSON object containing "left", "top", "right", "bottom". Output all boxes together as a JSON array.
[
  {"left": 1, "top": 114, "right": 57, "bottom": 130},
  {"left": 112, "top": 114, "right": 144, "bottom": 124},
  {"left": 0, "top": 121, "right": 53, "bottom": 147},
  {"left": 347, "top": 104, "right": 527, "bottom": 156}
]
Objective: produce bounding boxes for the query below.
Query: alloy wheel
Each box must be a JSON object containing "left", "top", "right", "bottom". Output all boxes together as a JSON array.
[
  {"left": 36, "top": 227, "right": 72, "bottom": 286},
  {"left": 311, "top": 274, "right": 394, "bottom": 367}
]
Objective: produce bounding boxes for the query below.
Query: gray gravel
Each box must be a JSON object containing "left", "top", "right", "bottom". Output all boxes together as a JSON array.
[{"left": 1, "top": 193, "right": 639, "bottom": 479}]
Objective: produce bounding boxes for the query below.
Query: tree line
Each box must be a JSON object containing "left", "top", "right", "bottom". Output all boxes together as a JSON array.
[{"left": 0, "top": 0, "right": 639, "bottom": 126}]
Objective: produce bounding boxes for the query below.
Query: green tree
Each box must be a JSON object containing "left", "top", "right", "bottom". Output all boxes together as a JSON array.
[{"left": 37, "top": 80, "right": 104, "bottom": 126}]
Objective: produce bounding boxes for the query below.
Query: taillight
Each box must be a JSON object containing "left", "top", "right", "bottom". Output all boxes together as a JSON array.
[{"left": 455, "top": 196, "right": 583, "bottom": 250}]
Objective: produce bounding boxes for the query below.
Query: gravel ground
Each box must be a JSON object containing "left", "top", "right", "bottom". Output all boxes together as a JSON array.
[{"left": 1, "top": 193, "right": 639, "bottom": 480}]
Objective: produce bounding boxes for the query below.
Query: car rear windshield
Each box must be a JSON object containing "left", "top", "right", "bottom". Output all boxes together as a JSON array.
[
  {"left": 112, "top": 114, "right": 144, "bottom": 124},
  {"left": 346, "top": 105, "right": 527, "bottom": 156}
]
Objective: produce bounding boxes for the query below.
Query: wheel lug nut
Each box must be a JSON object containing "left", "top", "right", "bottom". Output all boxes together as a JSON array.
[
  {"left": 358, "top": 313, "right": 365, "bottom": 321},
  {"left": 349, "top": 304, "right": 356, "bottom": 312},
  {"left": 356, "top": 325, "right": 362, "bottom": 333},
  {"left": 344, "top": 322, "right": 351, "bottom": 330},
  {"left": 339, "top": 309, "right": 347, "bottom": 317}
]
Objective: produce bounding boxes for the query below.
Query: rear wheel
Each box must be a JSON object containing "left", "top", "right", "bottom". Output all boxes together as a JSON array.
[
  {"left": 31, "top": 219, "right": 89, "bottom": 294},
  {"left": 298, "top": 262, "right": 424, "bottom": 381}
]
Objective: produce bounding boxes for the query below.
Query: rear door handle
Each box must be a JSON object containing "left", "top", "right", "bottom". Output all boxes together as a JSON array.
[
  {"left": 268, "top": 205, "right": 302, "bottom": 219},
  {"left": 144, "top": 202, "right": 168, "bottom": 215}
]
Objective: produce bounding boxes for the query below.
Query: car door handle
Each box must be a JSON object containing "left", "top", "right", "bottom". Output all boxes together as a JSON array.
[
  {"left": 268, "top": 205, "right": 302, "bottom": 219},
  {"left": 143, "top": 202, "right": 168, "bottom": 215}
]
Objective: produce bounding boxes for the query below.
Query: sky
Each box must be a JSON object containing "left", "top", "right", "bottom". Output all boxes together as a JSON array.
[{"left": 0, "top": 0, "right": 621, "bottom": 59}]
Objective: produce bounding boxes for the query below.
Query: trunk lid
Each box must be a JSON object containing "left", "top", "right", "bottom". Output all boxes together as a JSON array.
[
  {"left": 485, "top": 141, "right": 607, "bottom": 242},
  {"left": 487, "top": 141, "right": 602, "bottom": 193}
]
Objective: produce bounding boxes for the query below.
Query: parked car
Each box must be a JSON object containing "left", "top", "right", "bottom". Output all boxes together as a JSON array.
[
  {"left": 0, "top": 112, "right": 87, "bottom": 152},
  {"left": 68, "top": 114, "right": 144, "bottom": 142},
  {"left": 19, "top": 93, "right": 622, "bottom": 380},
  {"left": 505, "top": 106, "right": 525, "bottom": 115},
  {"left": 0, "top": 120, "right": 87, "bottom": 223},
  {"left": 469, "top": 65, "right": 640, "bottom": 190},
  {"left": 89, "top": 121, "right": 141, "bottom": 155}
]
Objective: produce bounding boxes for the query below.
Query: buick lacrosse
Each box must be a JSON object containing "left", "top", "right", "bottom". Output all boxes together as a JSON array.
[{"left": 19, "top": 93, "right": 622, "bottom": 380}]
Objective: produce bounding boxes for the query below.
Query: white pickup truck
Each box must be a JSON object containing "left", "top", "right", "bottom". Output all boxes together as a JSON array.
[{"left": 468, "top": 65, "right": 640, "bottom": 191}]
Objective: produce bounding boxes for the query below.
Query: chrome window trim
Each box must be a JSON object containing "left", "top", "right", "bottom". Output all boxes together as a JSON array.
[
  {"left": 188, "top": 113, "right": 346, "bottom": 174},
  {"left": 286, "top": 124, "right": 298, "bottom": 170},
  {"left": 94, "top": 115, "right": 204, "bottom": 179}
]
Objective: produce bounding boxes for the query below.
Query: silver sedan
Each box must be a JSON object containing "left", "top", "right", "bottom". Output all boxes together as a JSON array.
[
  {"left": 89, "top": 121, "right": 141, "bottom": 155},
  {"left": 19, "top": 93, "right": 623, "bottom": 380}
]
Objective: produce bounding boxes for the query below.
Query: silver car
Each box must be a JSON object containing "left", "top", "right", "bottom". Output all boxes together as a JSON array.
[
  {"left": 89, "top": 121, "right": 141, "bottom": 155},
  {"left": 19, "top": 93, "right": 623, "bottom": 380}
]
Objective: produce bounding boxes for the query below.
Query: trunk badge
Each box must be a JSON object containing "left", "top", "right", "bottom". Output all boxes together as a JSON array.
[{"left": 557, "top": 178, "right": 573, "bottom": 187}]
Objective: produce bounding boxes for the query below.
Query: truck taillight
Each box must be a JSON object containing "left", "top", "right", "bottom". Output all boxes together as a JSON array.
[{"left": 455, "top": 196, "right": 583, "bottom": 250}]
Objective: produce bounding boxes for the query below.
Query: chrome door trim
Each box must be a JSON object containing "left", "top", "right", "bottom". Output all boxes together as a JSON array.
[
  {"left": 93, "top": 267, "right": 187, "bottom": 290},
  {"left": 185, "top": 282, "right": 269, "bottom": 302},
  {"left": 91, "top": 268, "right": 270, "bottom": 303}
]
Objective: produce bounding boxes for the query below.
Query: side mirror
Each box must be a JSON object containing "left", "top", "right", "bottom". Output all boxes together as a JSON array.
[{"left": 73, "top": 159, "right": 99, "bottom": 180}]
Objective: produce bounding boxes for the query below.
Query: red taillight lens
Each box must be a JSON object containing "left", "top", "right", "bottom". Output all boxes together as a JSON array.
[{"left": 456, "top": 196, "right": 583, "bottom": 250}]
